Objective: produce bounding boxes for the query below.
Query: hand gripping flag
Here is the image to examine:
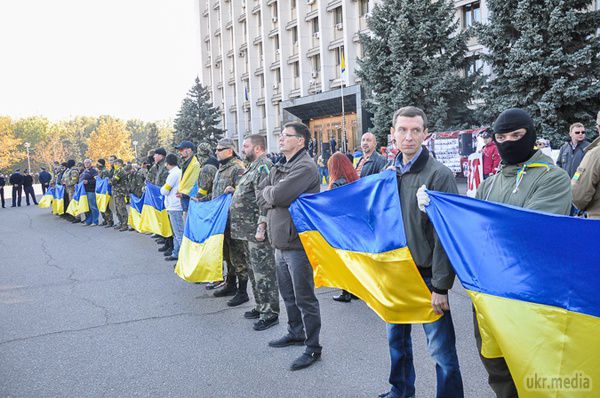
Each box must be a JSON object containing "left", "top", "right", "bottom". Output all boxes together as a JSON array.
[
  {"left": 175, "top": 194, "right": 232, "bottom": 283},
  {"left": 38, "top": 187, "right": 54, "bottom": 208},
  {"left": 425, "top": 191, "right": 600, "bottom": 397},
  {"left": 128, "top": 183, "right": 172, "bottom": 237},
  {"left": 52, "top": 185, "right": 65, "bottom": 215},
  {"left": 66, "top": 182, "right": 89, "bottom": 217},
  {"left": 95, "top": 177, "right": 112, "bottom": 213},
  {"left": 289, "top": 170, "right": 439, "bottom": 324}
]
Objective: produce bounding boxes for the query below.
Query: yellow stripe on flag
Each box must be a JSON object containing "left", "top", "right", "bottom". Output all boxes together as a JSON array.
[
  {"left": 299, "top": 231, "right": 440, "bottom": 324},
  {"left": 174, "top": 235, "right": 224, "bottom": 282}
]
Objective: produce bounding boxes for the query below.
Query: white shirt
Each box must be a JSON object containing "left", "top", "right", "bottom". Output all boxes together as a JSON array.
[{"left": 160, "top": 166, "right": 182, "bottom": 211}]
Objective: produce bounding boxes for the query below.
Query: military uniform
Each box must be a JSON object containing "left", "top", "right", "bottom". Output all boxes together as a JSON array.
[
  {"left": 130, "top": 167, "right": 147, "bottom": 198},
  {"left": 212, "top": 156, "right": 247, "bottom": 281},
  {"left": 97, "top": 166, "right": 114, "bottom": 226},
  {"left": 229, "top": 154, "right": 279, "bottom": 321},
  {"left": 111, "top": 166, "right": 129, "bottom": 229},
  {"left": 61, "top": 166, "right": 80, "bottom": 220},
  {"left": 195, "top": 144, "right": 218, "bottom": 202},
  {"left": 147, "top": 159, "right": 169, "bottom": 187}
]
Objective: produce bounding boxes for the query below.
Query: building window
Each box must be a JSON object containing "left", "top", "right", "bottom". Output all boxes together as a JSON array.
[
  {"left": 293, "top": 62, "right": 299, "bottom": 78},
  {"left": 257, "top": 11, "right": 262, "bottom": 30},
  {"left": 260, "top": 74, "right": 265, "bottom": 89},
  {"left": 258, "top": 42, "right": 264, "bottom": 62},
  {"left": 272, "top": 2, "right": 278, "bottom": 20},
  {"left": 463, "top": 2, "right": 481, "bottom": 28},
  {"left": 466, "top": 55, "right": 484, "bottom": 76},
  {"left": 312, "top": 54, "right": 321, "bottom": 72},
  {"left": 359, "top": 0, "right": 369, "bottom": 17},
  {"left": 334, "top": 7, "right": 343, "bottom": 25},
  {"left": 274, "top": 35, "right": 280, "bottom": 52},
  {"left": 335, "top": 46, "right": 344, "bottom": 70},
  {"left": 275, "top": 68, "right": 281, "bottom": 84},
  {"left": 312, "top": 17, "right": 319, "bottom": 34},
  {"left": 292, "top": 27, "right": 298, "bottom": 46},
  {"left": 291, "top": 0, "right": 297, "bottom": 17}
]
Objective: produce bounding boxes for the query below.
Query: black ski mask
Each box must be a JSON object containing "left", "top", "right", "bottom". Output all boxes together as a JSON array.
[{"left": 492, "top": 108, "right": 537, "bottom": 165}]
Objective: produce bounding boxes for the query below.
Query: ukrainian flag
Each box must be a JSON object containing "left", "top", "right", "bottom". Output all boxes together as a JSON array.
[
  {"left": 425, "top": 191, "right": 600, "bottom": 397},
  {"left": 175, "top": 194, "right": 232, "bottom": 283},
  {"left": 95, "top": 177, "right": 112, "bottom": 213},
  {"left": 290, "top": 170, "right": 439, "bottom": 324},
  {"left": 52, "top": 185, "right": 65, "bottom": 215},
  {"left": 38, "top": 187, "right": 54, "bottom": 208},
  {"left": 178, "top": 155, "right": 200, "bottom": 196},
  {"left": 130, "top": 182, "right": 172, "bottom": 237},
  {"left": 66, "top": 182, "right": 89, "bottom": 217},
  {"left": 128, "top": 192, "right": 144, "bottom": 233}
]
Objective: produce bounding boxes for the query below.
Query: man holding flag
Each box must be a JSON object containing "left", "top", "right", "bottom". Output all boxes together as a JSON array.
[
  {"left": 380, "top": 106, "right": 463, "bottom": 398},
  {"left": 417, "top": 108, "right": 572, "bottom": 397}
]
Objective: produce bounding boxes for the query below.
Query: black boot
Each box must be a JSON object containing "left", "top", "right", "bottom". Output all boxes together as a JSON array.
[
  {"left": 158, "top": 237, "right": 172, "bottom": 252},
  {"left": 227, "top": 279, "right": 249, "bottom": 307},
  {"left": 333, "top": 290, "right": 353, "bottom": 303},
  {"left": 214, "top": 274, "right": 237, "bottom": 297}
]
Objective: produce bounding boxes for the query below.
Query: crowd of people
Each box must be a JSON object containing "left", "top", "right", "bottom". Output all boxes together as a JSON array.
[{"left": 5, "top": 105, "right": 600, "bottom": 397}]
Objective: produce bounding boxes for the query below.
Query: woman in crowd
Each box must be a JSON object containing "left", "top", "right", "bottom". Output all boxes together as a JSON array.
[{"left": 326, "top": 152, "right": 360, "bottom": 303}]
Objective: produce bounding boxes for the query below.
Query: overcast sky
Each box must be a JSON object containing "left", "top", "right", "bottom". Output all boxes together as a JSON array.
[{"left": 0, "top": 0, "right": 199, "bottom": 122}]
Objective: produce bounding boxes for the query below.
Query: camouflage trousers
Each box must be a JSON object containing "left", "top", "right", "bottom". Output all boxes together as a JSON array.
[
  {"left": 102, "top": 200, "right": 113, "bottom": 225},
  {"left": 114, "top": 194, "right": 128, "bottom": 225},
  {"left": 237, "top": 239, "right": 280, "bottom": 319},
  {"left": 226, "top": 237, "right": 249, "bottom": 282}
]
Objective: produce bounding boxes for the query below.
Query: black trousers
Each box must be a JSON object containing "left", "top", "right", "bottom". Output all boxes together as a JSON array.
[
  {"left": 12, "top": 185, "right": 22, "bottom": 206},
  {"left": 0, "top": 187, "right": 5, "bottom": 208},
  {"left": 41, "top": 183, "right": 49, "bottom": 194},
  {"left": 24, "top": 186, "right": 37, "bottom": 205}
]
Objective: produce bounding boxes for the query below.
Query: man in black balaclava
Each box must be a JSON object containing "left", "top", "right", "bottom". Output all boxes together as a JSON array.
[{"left": 419, "top": 108, "right": 572, "bottom": 398}]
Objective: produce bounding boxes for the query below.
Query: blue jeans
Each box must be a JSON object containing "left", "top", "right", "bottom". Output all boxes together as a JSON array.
[
  {"left": 85, "top": 192, "right": 99, "bottom": 225},
  {"left": 318, "top": 167, "right": 329, "bottom": 184},
  {"left": 180, "top": 195, "right": 190, "bottom": 212},
  {"left": 168, "top": 210, "right": 184, "bottom": 259},
  {"left": 386, "top": 277, "right": 463, "bottom": 398}
]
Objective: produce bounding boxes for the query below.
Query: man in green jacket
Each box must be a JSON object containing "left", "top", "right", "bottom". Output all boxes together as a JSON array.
[
  {"left": 379, "top": 106, "right": 463, "bottom": 398},
  {"left": 419, "top": 108, "right": 571, "bottom": 398},
  {"left": 572, "top": 111, "right": 600, "bottom": 219}
]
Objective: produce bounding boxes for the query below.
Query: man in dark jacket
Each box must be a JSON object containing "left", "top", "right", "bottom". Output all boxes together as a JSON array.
[
  {"left": 355, "top": 132, "right": 388, "bottom": 178},
  {"left": 258, "top": 121, "right": 322, "bottom": 371},
  {"left": 556, "top": 122, "right": 590, "bottom": 178},
  {"left": 379, "top": 106, "right": 463, "bottom": 398},
  {"left": 9, "top": 169, "right": 24, "bottom": 207},
  {"left": 0, "top": 174, "right": 5, "bottom": 208},
  {"left": 23, "top": 172, "right": 38, "bottom": 205},
  {"left": 80, "top": 159, "right": 99, "bottom": 226},
  {"left": 39, "top": 168, "right": 52, "bottom": 194}
]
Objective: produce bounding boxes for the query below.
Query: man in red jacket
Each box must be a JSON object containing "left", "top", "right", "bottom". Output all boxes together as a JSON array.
[{"left": 481, "top": 130, "right": 500, "bottom": 179}]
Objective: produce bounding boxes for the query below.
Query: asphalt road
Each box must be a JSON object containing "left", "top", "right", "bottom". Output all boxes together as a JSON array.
[{"left": 0, "top": 199, "right": 491, "bottom": 398}]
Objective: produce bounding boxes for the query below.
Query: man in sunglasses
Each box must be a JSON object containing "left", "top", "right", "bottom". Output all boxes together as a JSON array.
[
  {"left": 572, "top": 111, "right": 600, "bottom": 219},
  {"left": 556, "top": 122, "right": 590, "bottom": 178}
]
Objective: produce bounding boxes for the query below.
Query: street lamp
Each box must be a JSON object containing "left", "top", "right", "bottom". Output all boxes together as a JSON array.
[
  {"left": 133, "top": 141, "right": 138, "bottom": 159},
  {"left": 24, "top": 142, "right": 31, "bottom": 174}
]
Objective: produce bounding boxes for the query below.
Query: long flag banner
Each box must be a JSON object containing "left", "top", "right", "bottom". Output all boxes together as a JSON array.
[
  {"left": 95, "top": 177, "right": 112, "bottom": 213},
  {"left": 38, "top": 187, "right": 54, "bottom": 208},
  {"left": 289, "top": 170, "right": 439, "bottom": 324},
  {"left": 66, "top": 182, "right": 89, "bottom": 217},
  {"left": 175, "top": 194, "right": 232, "bottom": 283},
  {"left": 425, "top": 191, "right": 600, "bottom": 397},
  {"left": 52, "top": 185, "right": 65, "bottom": 215},
  {"left": 128, "top": 182, "right": 172, "bottom": 237},
  {"left": 128, "top": 192, "right": 144, "bottom": 233}
]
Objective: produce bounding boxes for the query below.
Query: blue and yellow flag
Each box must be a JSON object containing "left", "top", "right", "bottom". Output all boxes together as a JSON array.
[
  {"left": 128, "top": 182, "right": 172, "bottom": 237},
  {"left": 95, "top": 177, "right": 112, "bottom": 213},
  {"left": 425, "top": 191, "right": 600, "bottom": 397},
  {"left": 290, "top": 171, "right": 439, "bottom": 324},
  {"left": 178, "top": 156, "right": 200, "bottom": 196},
  {"left": 52, "top": 185, "right": 65, "bottom": 215},
  {"left": 38, "top": 187, "right": 54, "bottom": 208},
  {"left": 128, "top": 192, "right": 144, "bottom": 233},
  {"left": 66, "top": 182, "right": 89, "bottom": 217},
  {"left": 175, "top": 194, "right": 232, "bottom": 283}
]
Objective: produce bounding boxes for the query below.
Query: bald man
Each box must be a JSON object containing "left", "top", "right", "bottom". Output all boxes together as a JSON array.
[{"left": 355, "top": 132, "right": 388, "bottom": 177}]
